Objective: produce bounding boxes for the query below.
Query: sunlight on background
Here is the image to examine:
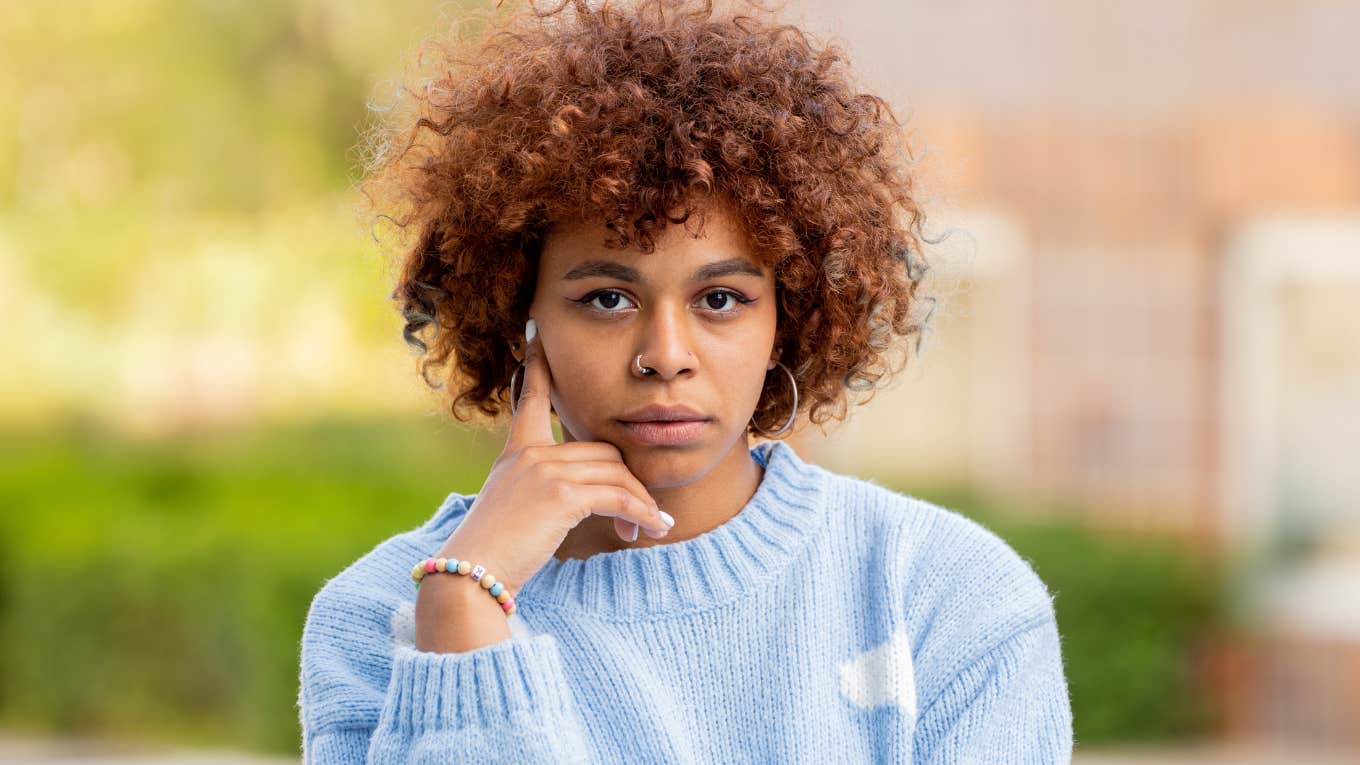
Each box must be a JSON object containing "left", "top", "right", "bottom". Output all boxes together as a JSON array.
[{"left": 2, "top": 0, "right": 1358, "bottom": 762}]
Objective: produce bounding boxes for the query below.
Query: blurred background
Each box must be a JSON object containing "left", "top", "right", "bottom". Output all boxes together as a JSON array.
[{"left": 2, "top": 0, "right": 1357, "bottom": 762}]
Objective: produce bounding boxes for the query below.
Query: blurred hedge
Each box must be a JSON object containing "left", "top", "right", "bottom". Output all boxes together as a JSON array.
[
  {"left": 0, "top": 419, "right": 1222, "bottom": 753},
  {"left": 0, "top": 416, "right": 501, "bottom": 752}
]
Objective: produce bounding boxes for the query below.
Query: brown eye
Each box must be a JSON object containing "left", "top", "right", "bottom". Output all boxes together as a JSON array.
[
  {"left": 576, "top": 289, "right": 637, "bottom": 313},
  {"left": 700, "top": 289, "right": 753, "bottom": 315}
]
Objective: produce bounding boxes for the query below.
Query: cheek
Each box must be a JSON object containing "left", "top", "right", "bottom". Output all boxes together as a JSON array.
[
  {"left": 540, "top": 344, "right": 617, "bottom": 423},
  {"left": 560, "top": 362, "right": 609, "bottom": 395},
  {"left": 712, "top": 346, "right": 774, "bottom": 408}
]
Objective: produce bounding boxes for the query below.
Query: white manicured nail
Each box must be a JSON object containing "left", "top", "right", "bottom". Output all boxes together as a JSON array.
[
  {"left": 659, "top": 511, "right": 675, "bottom": 528},
  {"left": 525, "top": 318, "right": 537, "bottom": 343},
  {"left": 629, "top": 522, "right": 639, "bottom": 542}
]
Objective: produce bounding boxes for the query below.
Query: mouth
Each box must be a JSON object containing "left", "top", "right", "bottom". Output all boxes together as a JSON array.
[
  {"left": 616, "top": 418, "right": 712, "bottom": 446},
  {"left": 616, "top": 402, "right": 712, "bottom": 446}
]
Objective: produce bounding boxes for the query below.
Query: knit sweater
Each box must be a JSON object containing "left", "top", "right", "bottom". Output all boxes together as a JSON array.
[{"left": 298, "top": 439, "right": 1073, "bottom": 764}]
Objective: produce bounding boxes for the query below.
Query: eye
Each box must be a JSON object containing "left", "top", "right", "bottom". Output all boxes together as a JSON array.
[
  {"left": 700, "top": 289, "right": 755, "bottom": 315},
  {"left": 576, "top": 289, "right": 637, "bottom": 313}
]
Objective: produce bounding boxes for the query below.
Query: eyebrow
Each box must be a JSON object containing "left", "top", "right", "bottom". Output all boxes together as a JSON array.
[{"left": 562, "top": 257, "right": 765, "bottom": 283}]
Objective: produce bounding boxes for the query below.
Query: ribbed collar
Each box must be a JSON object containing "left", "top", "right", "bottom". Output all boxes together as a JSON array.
[{"left": 480, "top": 439, "right": 829, "bottom": 621}]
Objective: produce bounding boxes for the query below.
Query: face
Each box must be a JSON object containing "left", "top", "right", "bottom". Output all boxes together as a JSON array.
[{"left": 527, "top": 200, "right": 779, "bottom": 489}]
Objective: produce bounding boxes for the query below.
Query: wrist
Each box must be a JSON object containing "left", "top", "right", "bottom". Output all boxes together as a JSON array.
[{"left": 414, "top": 574, "right": 513, "bottom": 653}]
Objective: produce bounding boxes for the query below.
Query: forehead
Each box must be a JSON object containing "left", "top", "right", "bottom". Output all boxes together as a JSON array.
[{"left": 538, "top": 204, "right": 770, "bottom": 282}]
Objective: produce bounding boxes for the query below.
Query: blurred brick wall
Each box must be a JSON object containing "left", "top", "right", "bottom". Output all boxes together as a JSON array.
[{"left": 797, "top": 0, "right": 1360, "bottom": 541}]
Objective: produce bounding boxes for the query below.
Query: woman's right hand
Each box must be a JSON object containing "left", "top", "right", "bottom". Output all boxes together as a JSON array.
[{"left": 429, "top": 318, "right": 676, "bottom": 597}]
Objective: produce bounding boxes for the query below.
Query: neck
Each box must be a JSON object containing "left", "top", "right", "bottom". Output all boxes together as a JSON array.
[{"left": 552, "top": 432, "right": 766, "bottom": 562}]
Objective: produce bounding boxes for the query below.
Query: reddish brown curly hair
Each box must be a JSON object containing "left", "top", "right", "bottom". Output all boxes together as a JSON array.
[{"left": 356, "top": 0, "right": 937, "bottom": 435}]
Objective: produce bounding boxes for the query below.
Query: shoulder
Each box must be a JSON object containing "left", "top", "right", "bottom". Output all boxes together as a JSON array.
[
  {"left": 298, "top": 491, "right": 473, "bottom": 731},
  {"left": 826, "top": 470, "right": 1053, "bottom": 611},
  {"left": 823, "top": 468, "right": 1058, "bottom": 664}
]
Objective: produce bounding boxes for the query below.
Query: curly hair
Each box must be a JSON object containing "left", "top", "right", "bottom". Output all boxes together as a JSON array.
[{"left": 355, "top": 0, "right": 938, "bottom": 435}]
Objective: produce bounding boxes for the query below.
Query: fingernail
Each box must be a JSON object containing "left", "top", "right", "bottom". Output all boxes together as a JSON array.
[
  {"left": 659, "top": 511, "right": 675, "bottom": 528},
  {"left": 525, "top": 318, "right": 537, "bottom": 343},
  {"left": 629, "top": 522, "right": 639, "bottom": 542}
]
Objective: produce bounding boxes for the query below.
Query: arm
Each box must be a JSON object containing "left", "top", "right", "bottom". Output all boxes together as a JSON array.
[
  {"left": 298, "top": 578, "right": 593, "bottom": 764},
  {"left": 912, "top": 616, "right": 1073, "bottom": 765}
]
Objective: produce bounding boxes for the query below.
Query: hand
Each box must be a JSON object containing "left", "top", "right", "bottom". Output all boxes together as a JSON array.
[{"left": 431, "top": 318, "right": 675, "bottom": 595}]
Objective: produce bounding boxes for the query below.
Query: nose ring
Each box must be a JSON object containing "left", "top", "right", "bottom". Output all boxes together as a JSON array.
[{"left": 635, "top": 354, "right": 656, "bottom": 376}]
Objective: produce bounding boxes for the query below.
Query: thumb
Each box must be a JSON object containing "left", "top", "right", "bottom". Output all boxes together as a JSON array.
[{"left": 507, "top": 318, "right": 557, "bottom": 448}]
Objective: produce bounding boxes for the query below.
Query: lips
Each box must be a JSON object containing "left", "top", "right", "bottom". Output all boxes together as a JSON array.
[
  {"left": 618, "top": 402, "right": 710, "bottom": 423},
  {"left": 618, "top": 419, "right": 710, "bottom": 446},
  {"left": 617, "top": 402, "right": 712, "bottom": 446}
]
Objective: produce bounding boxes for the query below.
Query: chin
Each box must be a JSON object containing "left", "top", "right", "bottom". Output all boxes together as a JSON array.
[
  {"left": 623, "top": 431, "right": 749, "bottom": 487},
  {"left": 609, "top": 442, "right": 711, "bottom": 488}
]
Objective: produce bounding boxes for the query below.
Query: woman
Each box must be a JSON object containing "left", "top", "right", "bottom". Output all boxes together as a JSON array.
[{"left": 299, "top": 1, "right": 1072, "bottom": 762}]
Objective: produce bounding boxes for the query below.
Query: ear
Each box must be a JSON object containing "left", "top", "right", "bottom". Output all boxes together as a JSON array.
[{"left": 768, "top": 344, "right": 784, "bottom": 370}]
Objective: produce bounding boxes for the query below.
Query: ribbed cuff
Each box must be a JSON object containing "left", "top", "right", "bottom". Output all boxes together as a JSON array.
[{"left": 380, "top": 632, "right": 580, "bottom": 736}]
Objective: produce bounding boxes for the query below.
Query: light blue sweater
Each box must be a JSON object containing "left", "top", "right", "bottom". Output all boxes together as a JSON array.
[{"left": 298, "top": 439, "right": 1072, "bottom": 763}]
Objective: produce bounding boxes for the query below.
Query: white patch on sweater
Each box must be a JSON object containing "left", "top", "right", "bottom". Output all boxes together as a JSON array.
[
  {"left": 838, "top": 628, "right": 918, "bottom": 717},
  {"left": 391, "top": 600, "right": 416, "bottom": 647}
]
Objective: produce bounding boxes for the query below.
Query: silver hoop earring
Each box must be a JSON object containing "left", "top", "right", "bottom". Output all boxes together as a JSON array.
[
  {"left": 634, "top": 353, "right": 657, "bottom": 376},
  {"left": 509, "top": 361, "right": 525, "bottom": 416},
  {"left": 749, "top": 360, "right": 798, "bottom": 438}
]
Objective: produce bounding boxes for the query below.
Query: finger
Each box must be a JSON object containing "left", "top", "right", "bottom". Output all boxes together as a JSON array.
[
  {"left": 613, "top": 517, "right": 641, "bottom": 543},
  {"left": 543, "top": 459, "right": 659, "bottom": 515},
  {"left": 567, "top": 484, "right": 672, "bottom": 537},
  {"left": 613, "top": 516, "right": 668, "bottom": 541},
  {"left": 535, "top": 440, "right": 628, "bottom": 463},
  {"left": 507, "top": 318, "right": 556, "bottom": 449}
]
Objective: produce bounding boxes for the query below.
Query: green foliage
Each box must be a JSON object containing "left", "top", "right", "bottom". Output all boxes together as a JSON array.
[{"left": 0, "top": 416, "right": 500, "bottom": 753}]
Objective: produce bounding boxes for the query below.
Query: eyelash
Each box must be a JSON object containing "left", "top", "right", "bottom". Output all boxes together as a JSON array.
[{"left": 574, "top": 288, "right": 755, "bottom": 317}]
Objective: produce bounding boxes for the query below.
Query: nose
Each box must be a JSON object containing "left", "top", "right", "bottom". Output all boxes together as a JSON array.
[{"left": 634, "top": 300, "right": 697, "bottom": 380}]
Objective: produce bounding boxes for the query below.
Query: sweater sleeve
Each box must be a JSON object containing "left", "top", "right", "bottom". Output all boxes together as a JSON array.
[
  {"left": 911, "top": 614, "right": 1073, "bottom": 765},
  {"left": 298, "top": 583, "right": 593, "bottom": 764}
]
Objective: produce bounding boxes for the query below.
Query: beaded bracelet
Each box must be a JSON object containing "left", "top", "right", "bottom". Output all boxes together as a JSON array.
[{"left": 411, "top": 556, "right": 517, "bottom": 617}]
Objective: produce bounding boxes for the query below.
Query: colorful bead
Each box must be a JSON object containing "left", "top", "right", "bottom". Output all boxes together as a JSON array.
[{"left": 410, "top": 556, "right": 512, "bottom": 618}]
